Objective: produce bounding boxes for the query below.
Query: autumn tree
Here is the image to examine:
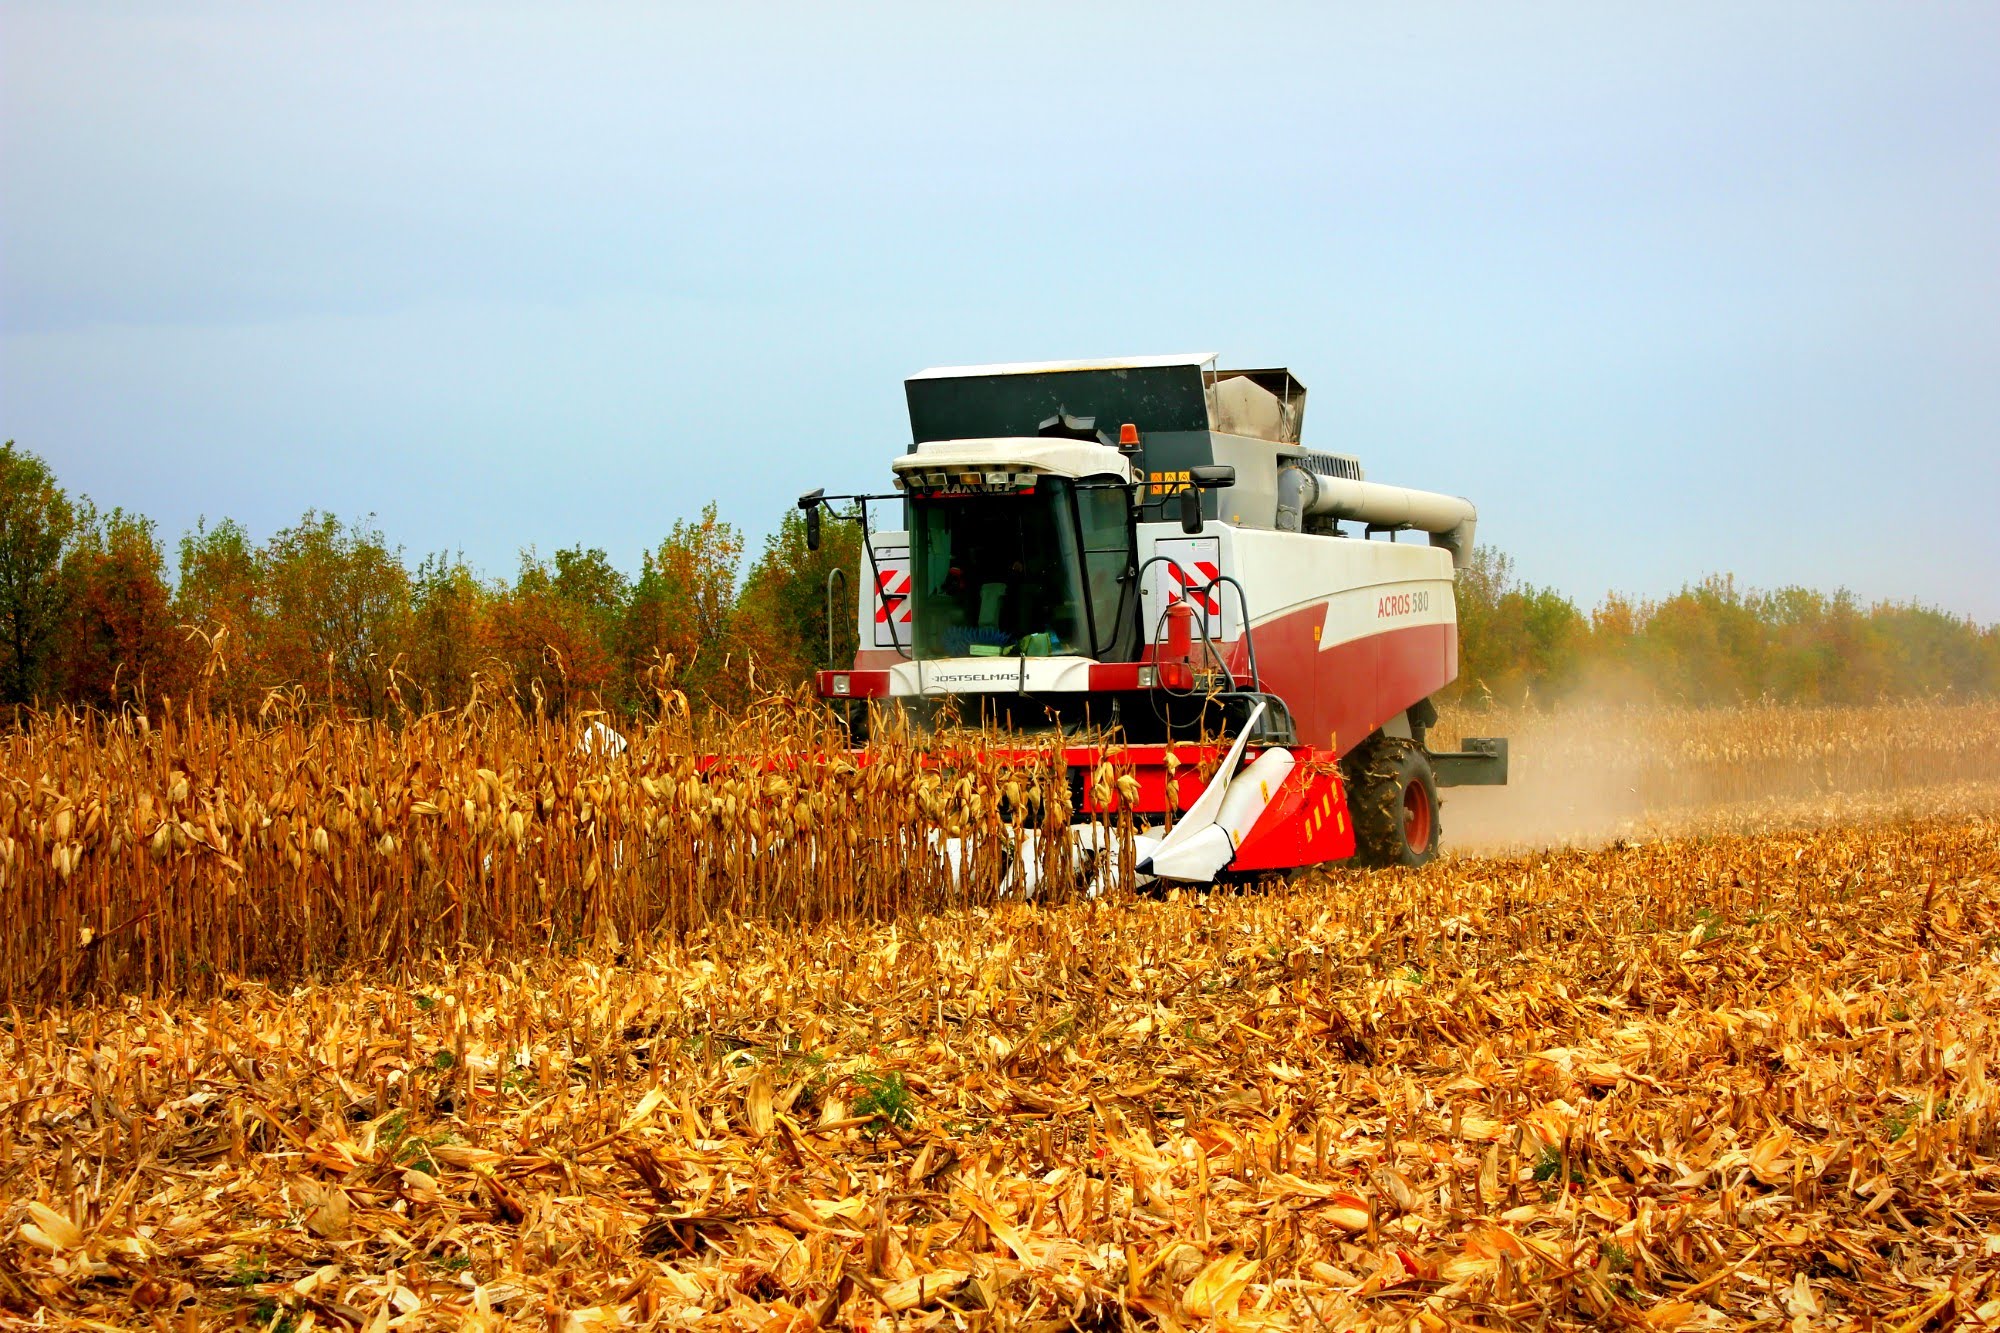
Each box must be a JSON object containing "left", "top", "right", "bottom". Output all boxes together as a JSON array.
[
  {"left": 174, "top": 518, "right": 265, "bottom": 712},
  {"left": 407, "top": 553, "right": 493, "bottom": 711},
  {"left": 1629, "top": 577, "right": 1771, "bottom": 705},
  {"left": 1448, "top": 547, "right": 1586, "bottom": 705},
  {"left": 622, "top": 504, "right": 745, "bottom": 710},
  {"left": 485, "top": 547, "right": 623, "bottom": 717},
  {"left": 257, "top": 512, "right": 411, "bottom": 717},
  {"left": 55, "top": 509, "right": 191, "bottom": 712},
  {"left": 1868, "top": 602, "right": 1999, "bottom": 698},
  {"left": 734, "top": 508, "right": 864, "bottom": 687},
  {"left": 0, "top": 443, "right": 79, "bottom": 707}
]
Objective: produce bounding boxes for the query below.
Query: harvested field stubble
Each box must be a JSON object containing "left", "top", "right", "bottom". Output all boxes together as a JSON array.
[{"left": 5, "top": 818, "right": 1999, "bottom": 1328}]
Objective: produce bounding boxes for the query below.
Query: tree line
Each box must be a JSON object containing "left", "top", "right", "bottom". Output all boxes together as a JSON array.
[
  {"left": 0, "top": 441, "right": 859, "bottom": 718},
  {"left": 1455, "top": 548, "right": 2000, "bottom": 707},
  {"left": 3, "top": 441, "right": 1994, "bottom": 718}
]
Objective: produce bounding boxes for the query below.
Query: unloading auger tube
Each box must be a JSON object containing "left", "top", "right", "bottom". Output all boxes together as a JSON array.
[{"left": 1275, "top": 468, "right": 1478, "bottom": 570}]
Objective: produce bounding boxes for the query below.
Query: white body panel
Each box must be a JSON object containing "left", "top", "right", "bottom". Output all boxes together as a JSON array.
[
  {"left": 1146, "top": 745, "right": 1298, "bottom": 880},
  {"left": 1137, "top": 522, "right": 1456, "bottom": 646},
  {"left": 894, "top": 437, "right": 1134, "bottom": 484},
  {"left": 1141, "top": 532, "right": 1237, "bottom": 640},
  {"left": 1215, "top": 747, "right": 1297, "bottom": 837},
  {"left": 887, "top": 655, "right": 1095, "bottom": 696},
  {"left": 859, "top": 522, "right": 1458, "bottom": 734}
]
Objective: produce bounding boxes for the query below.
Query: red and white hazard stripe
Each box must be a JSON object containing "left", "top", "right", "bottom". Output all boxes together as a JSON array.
[
  {"left": 1166, "top": 559, "right": 1221, "bottom": 616},
  {"left": 875, "top": 570, "right": 912, "bottom": 624}
]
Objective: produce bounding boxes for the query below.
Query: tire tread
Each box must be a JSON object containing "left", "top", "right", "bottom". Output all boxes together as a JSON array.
[{"left": 1343, "top": 735, "right": 1441, "bottom": 868}]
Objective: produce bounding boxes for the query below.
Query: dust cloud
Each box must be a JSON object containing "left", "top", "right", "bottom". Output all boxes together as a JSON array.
[{"left": 1428, "top": 702, "right": 2000, "bottom": 856}]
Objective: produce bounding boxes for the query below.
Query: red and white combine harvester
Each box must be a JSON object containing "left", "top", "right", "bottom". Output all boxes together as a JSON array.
[{"left": 797, "top": 354, "right": 1506, "bottom": 882}]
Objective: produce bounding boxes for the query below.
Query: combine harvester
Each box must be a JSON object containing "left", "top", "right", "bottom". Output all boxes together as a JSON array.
[{"left": 797, "top": 354, "right": 1506, "bottom": 884}]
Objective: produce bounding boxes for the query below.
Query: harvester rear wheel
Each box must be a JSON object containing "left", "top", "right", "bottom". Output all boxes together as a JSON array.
[{"left": 1345, "top": 737, "right": 1441, "bottom": 868}]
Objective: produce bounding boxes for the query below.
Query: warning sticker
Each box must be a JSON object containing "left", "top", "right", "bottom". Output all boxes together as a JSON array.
[
  {"left": 867, "top": 547, "right": 912, "bottom": 649},
  {"left": 1143, "top": 537, "right": 1235, "bottom": 639}
]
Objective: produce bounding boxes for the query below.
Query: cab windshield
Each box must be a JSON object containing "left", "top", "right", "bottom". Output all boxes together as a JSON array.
[{"left": 910, "top": 477, "right": 1132, "bottom": 660}]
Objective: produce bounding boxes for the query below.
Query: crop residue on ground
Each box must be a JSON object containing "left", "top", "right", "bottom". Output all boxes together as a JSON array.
[{"left": 4, "top": 816, "right": 1997, "bottom": 1329}]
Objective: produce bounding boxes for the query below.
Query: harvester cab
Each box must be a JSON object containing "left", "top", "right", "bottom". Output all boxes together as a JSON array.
[{"left": 800, "top": 353, "right": 1507, "bottom": 877}]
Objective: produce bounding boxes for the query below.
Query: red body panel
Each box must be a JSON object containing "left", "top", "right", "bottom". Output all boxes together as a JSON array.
[
  {"left": 697, "top": 742, "right": 1227, "bottom": 799},
  {"left": 698, "top": 741, "right": 1357, "bottom": 872},
  {"left": 1228, "top": 760, "right": 1355, "bottom": 870},
  {"left": 1020, "top": 742, "right": 1361, "bottom": 870},
  {"left": 1223, "top": 608, "right": 1456, "bottom": 758}
]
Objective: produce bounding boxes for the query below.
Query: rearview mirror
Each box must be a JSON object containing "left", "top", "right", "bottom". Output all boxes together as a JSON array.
[
  {"left": 797, "top": 489, "right": 825, "bottom": 551},
  {"left": 1191, "top": 465, "right": 1235, "bottom": 489},
  {"left": 1179, "top": 487, "right": 1204, "bottom": 534}
]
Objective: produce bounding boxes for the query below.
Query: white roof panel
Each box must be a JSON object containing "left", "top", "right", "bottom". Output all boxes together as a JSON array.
[
  {"left": 891, "top": 437, "right": 1135, "bottom": 483},
  {"left": 908, "top": 352, "right": 1217, "bottom": 381}
]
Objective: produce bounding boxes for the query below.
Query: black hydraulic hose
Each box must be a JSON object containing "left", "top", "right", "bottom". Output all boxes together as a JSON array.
[
  {"left": 1192, "top": 574, "right": 1261, "bottom": 694},
  {"left": 1132, "top": 553, "right": 1238, "bottom": 744}
]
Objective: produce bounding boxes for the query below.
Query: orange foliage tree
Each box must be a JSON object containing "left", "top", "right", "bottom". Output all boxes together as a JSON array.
[
  {"left": 485, "top": 547, "right": 625, "bottom": 717},
  {"left": 56, "top": 510, "right": 192, "bottom": 713},
  {"left": 733, "top": 509, "right": 864, "bottom": 689},
  {"left": 406, "top": 553, "right": 492, "bottom": 712},
  {"left": 255, "top": 513, "right": 411, "bottom": 718},
  {"left": 174, "top": 518, "right": 263, "bottom": 712},
  {"left": 1447, "top": 552, "right": 2000, "bottom": 708}
]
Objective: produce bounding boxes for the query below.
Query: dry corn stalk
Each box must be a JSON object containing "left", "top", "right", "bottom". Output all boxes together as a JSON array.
[{"left": 0, "top": 696, "right": 1108, "bottom": 1003}]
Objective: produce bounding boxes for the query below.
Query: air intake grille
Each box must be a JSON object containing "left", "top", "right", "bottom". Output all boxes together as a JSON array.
[{"left": 1300, "top": 451, "right": 1364, "bottom": 482}]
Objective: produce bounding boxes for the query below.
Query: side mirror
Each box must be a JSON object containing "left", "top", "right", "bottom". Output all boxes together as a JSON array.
[
  {"left": 1179, "top": 486, "right": 1204, "bottom": 534},
  {"left": 1191, "top": 465, "right": 1235, "bottom": 489},
  {"left": 797, "top": 489, "right": 825, "bottom": 551}
]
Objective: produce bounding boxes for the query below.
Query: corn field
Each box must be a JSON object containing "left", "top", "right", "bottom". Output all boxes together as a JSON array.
[
  {"left": 0, "top": 695, "right": 1153, "bottom": 1005},
  {"left": 7, "top": 699, "right": 2000, "bottom": 1005}
]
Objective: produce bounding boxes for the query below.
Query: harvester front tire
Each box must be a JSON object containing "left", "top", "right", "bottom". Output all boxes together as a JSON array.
[
  {"left": 1346, "top": 737, "right": 1441, "bottom": 868},
  {"left": 837, "top": 700, "right": 870, "bottom": 749}
]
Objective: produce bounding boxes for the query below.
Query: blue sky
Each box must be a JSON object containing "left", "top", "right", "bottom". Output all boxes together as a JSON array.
[{"left": 3, "top": 3, "right": 1996, "bottom": 618}]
